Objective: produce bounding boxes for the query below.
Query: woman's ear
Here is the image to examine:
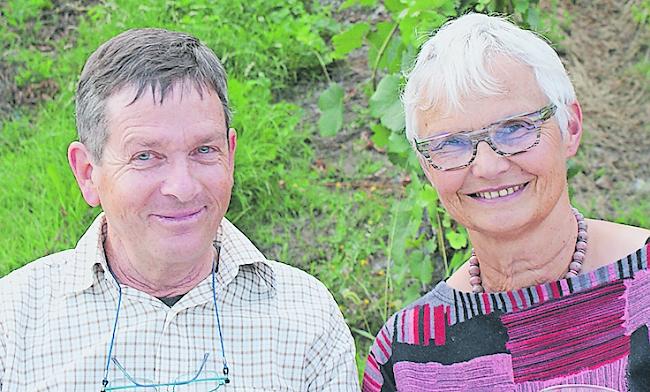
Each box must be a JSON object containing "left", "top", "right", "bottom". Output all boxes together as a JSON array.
[
  {"left": 418, "top": 154, "right": 437, "bottom": 186},
  {"left": 564, "top": 101, "right": 583, "bottom": 158},
  {"left": 68, "top": 142, "right": 101, "bottom": 207}
]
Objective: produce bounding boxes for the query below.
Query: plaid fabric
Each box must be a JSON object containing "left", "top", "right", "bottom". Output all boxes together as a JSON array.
[{"left": 0, "top": 213, "right": 359, "bottom": 391}]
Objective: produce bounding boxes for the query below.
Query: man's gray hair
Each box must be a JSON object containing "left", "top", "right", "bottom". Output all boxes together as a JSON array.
[
  {"left": 404, "top": 13, "right": 576, "bottom": 142},
  {"left": 75, "top": 28, "right": 231, "bottom": 160}
]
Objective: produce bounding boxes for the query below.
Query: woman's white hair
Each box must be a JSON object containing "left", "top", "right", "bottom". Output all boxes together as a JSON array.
[{"left": 403, "top": 13, "right": 576, "bottom": 142}]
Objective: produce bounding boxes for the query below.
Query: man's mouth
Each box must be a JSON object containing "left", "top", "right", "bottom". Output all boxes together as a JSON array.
[
  {"left": 470, "top": 182, "right": 528, "bottom": 200},
  {"left": 153, "top": 207, "right": 206, "bottom": 221}
]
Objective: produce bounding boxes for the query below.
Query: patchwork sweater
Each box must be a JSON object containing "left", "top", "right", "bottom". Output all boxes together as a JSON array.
[{"left": 363, "top": 240, "right": 650, "bottom": 391}]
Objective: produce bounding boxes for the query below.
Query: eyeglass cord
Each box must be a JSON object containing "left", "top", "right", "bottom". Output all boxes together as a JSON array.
[
  {"left": 102, "top": 283, "right": 123, "bottom": 389},
  {"left": 101, "top": 241, "right": 230, "bottom": 390},
  {"left": 212, "top": 241, "right": 230, "bottom": 377}
]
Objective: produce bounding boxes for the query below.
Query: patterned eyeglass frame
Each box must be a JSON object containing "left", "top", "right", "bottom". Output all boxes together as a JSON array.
[
  {"left": 101, "top": 241, "right": 230, "bottom": 392},
  {"left": 413, "top": 103, "right": 557, "bottom": 171}
]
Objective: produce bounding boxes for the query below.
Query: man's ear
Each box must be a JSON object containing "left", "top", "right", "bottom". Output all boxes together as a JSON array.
[
  {"left": 68, "top": 142, "right": 101, "bottom": 207},
  {"left": 564, "top": 101, "right": 583, "bottom": 158},
  {"left": 227, "top": 128, "right": 237, "bottom": 169}
]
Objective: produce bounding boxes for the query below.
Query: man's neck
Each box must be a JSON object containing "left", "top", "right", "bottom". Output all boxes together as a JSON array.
[
  {"left": 104, "top": 234, "right": 214, "bottom": 298},
  {"left": 468, "top": 202, "right": 578, "bottom": 292}
]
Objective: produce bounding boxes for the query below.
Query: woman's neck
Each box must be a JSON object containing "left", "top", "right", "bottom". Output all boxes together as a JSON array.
[{"left": 468, "top": 203, "right": 578, "bottom": 292}]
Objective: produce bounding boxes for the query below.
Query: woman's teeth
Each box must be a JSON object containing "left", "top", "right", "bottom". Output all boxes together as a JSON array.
[{"left": 475, "top": 184, "right": 523, "bottom": 200}]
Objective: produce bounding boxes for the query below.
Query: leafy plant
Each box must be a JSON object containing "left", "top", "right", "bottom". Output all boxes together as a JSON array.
[{"left": 317, "top": 0, "right": 561, "bottom": 349}]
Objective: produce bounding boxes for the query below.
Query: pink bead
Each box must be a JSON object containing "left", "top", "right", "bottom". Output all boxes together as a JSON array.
[
  {"left": 578, "top": 221, "right": 587, "bottom": 230},
  {"left": 576, "top": 241, "right": 587, "bottom": 251},
  {"left": 469, "top": 256, "right": 479, "bottom": 266},
  {"left": 469, "top": 276, "right": 482, "bottom": 286},
  {"left": 468, "top": 265, "right": 480, "bottom": 276},
  {"left": 472, "top": 285, "right": 484, "bottom": 293},
  {"left": 565, "top": 271, "right": 578, "bottom": 278},
  {"left": 569, "top": 261, "right": 582, "bottom": 271},
  {"left": 577, "top": 230, "right": 587, "bottom": 241}
]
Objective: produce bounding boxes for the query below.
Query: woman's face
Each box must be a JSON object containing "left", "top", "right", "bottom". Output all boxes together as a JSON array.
[{"left": 415, "top": 58, "right": 582, "bottom": 237}]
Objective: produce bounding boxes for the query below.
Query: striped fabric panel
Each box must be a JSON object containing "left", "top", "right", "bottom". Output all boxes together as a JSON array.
[
  {"left": 363, "top": 314, "right": 398, "bottom": 392},
  {"left": 501, "top": 281, "right": 629, "bottom": 383},
  {"left": 361, "top": 353, "right": 383, "bottom": 392},
  {"left": 371, "top": 315, "right": 395, "bottom": 364},
  {"left": 449, "top": 248, "right": 649, "bottom": 324},
  {"left": 392, "top": 353, "right": 515, "bottom": 391},
  {"left": 395, "top": 304, "right": 451, "bottom": 346},
  {"left": 624, "top": 268, "right": 650, "bottom": 335},
  {"left": 514, "top": 354, "right": 628, "bottom": 392}
]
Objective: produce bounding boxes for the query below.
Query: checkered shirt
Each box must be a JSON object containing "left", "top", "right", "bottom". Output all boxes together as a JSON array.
[{"left": 0, "top": 213, "right": 359, "bottom": 391}]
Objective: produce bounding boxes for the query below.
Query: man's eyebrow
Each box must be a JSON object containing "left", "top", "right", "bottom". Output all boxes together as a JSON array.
[{"left": 195, "top": 135, "right": 222, "bottom": 144}]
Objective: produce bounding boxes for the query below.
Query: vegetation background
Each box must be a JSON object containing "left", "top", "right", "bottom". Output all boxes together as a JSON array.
[{"left": 1, "top": 0, "right": 648, "bottom": 378}]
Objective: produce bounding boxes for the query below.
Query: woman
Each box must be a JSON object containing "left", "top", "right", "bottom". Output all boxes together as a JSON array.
[{"left": 363, "top": 13, "right": 650, "bottom": 392}]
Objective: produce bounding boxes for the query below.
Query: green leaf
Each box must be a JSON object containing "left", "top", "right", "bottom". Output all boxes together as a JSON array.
[
  {"left": 384, "top": 0, "right": 407, "bottom": 14},
  {"left": 416, "top": 185, "right": 438, "bottom": 206},
  {"left": 526, "top": 8, "right": 540, "bottom": 29},
  {"left": 446, "top": 229, "right": 467, "bottom": 250},
  {"left": 369, "top": 74, "right": 405, "bottom": 131},
  {"left": 514, "top": 0, "right": 529, "bottom": 14},
  {"left": 368, "top": 22, "right": 404, "bottom": 73},
  {"left": 351, "top": 327, "right": 378, "bottom": 341},
  {"left": 386, "top": 130, "right": 410, "bottom": 154},
  {"left": 409, "top": 251, "right": 434, "bottom": 285},
  {"left": 448, "top": 250, "right": 470, "bottom": 275},
  {"left": 318, "top": 83, "right": 345, "bottom": 136},
  {"left": 332, "top": 22, "right": 370, "bottom": 59},
  {"left": 398, "top": 15, "right": 417, "bottom": 47},
  {"left": 370, "top": 123, "right": 390, "bottom": 148}
]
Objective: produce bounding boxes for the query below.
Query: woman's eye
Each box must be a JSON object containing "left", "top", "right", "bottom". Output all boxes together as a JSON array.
[{"left": 500, "top": 120, "right": 534, "bottom": 134}]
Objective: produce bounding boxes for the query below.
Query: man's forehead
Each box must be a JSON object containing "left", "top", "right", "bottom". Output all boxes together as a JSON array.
[
  {"left": 121, "top": 131, "right": 224, "bottom": 147},
  {"left": 106, "top": 81, "right": 218, "bottom": 108}
]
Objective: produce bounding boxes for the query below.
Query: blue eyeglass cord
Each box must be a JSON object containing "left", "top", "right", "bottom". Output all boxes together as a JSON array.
[
  {"left": 101, "top": 241, "right": 230, "bottom": 389},
  {"left": 212, "top": 241, "right": 229, "bottom": 376}
]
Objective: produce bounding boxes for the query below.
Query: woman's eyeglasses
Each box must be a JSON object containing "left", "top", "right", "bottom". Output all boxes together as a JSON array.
[
  {"left": 101, "top": 242, "right": 230, "bottom": 391},
  {"left": 414, "top": 103, "right": 557, "bottom": 171}
]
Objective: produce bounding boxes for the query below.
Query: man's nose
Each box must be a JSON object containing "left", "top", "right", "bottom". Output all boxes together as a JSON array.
[
  {"left": 469, "top": 140, "right": 510, "bottom": 178},
  {"left": 159, "top": 160, "right": 200, "bottom": 202}
]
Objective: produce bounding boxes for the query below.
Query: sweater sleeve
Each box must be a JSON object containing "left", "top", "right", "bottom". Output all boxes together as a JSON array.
[{"left": 362, "top": 315, "right": 397, "bottom": 392}]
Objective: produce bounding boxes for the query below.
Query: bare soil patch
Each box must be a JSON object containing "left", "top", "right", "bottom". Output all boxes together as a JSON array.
[{"left": 560, "top": 0, "right": 650, "bottom": 218}]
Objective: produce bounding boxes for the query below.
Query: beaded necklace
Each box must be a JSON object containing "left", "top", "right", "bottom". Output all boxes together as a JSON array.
[{"left": 468, "top": 207, "right": 587, "bottom": 293}]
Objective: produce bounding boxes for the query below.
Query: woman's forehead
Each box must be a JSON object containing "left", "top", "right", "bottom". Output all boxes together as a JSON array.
[{"left": 413, "top": 60, "right": 546, "bottom": 138}]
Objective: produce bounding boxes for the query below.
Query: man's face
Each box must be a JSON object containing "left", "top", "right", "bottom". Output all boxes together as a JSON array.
[
  {"left": 91, "top": 83, "right": 235, "bottom": 263},
  {"left": 415, "top": 57, "right": 580, "bottom": 237}
]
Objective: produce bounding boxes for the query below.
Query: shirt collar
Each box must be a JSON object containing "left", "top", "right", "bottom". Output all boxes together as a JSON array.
[{"left": 64, "top": 212, "right": 275, "bottom": 295}]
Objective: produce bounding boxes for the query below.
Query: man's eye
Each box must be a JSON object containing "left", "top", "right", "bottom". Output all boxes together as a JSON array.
[
  {"left": 135, "top": 152, "right": 152, "bottom": 161},
  {"left": 197, "top": 146, "right": 214, "bottom": 154}
]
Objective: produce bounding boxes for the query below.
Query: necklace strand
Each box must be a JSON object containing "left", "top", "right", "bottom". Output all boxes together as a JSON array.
[{"left": 468, "top": 207, "right": 587, "bottom": 293}]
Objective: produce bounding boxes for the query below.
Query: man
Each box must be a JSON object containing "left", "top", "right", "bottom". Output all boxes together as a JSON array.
[
  {"left": 0, "top": 28, "right": 359, "bottom": 391},
  {"left": 363, "top": 13, "right": 650, "bottom": 391}
]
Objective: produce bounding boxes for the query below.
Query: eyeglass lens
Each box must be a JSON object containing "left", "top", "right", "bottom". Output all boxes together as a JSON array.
[{"left": 427, "top": 118, "right": 539, "bottom": 170}]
